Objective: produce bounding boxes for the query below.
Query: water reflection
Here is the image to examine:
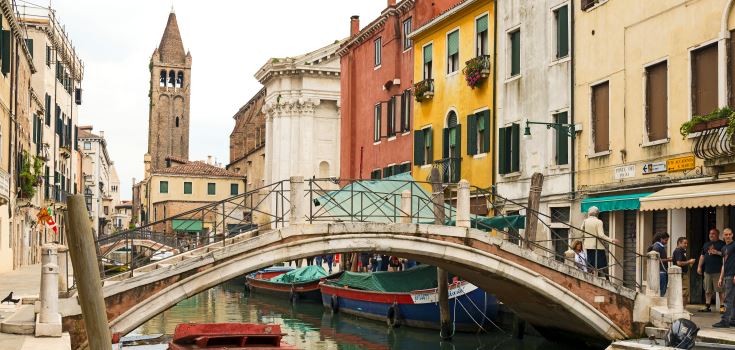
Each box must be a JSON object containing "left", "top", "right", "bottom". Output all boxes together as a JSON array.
[{"left": 133, "top": 281, "right": 577, "bottom": 350}]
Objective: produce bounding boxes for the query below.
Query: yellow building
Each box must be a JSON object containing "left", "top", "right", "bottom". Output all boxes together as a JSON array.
[
  {"left": 410, "top": 0, "right": 495, "bottom": 196},
  {"left": 574, "top": 0, "right": 735, "bottom": 296}
]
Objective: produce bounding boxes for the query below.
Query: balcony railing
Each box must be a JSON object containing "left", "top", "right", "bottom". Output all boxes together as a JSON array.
[
  {"left": 414, "top": 79, "right": 434, "bottom": 102},
  {"left": 45, "top": 185, "right": 68, "bottom": 204},
  {"left": 432, "top": 157, "right": 461, "bottom": 183},
  {"left": 691, "top": 118, "right": 735, "bottom": 165}
]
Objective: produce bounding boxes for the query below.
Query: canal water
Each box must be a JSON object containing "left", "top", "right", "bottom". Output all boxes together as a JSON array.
[{"left": 132, "top": 280, "right": 585, "bottom": 349}]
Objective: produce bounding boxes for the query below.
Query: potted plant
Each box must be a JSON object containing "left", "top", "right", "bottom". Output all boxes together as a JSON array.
[
  {"left": 18, "top": 152, "right": 43, "bottom": 199},
  {"left": 679, "top": 106, "right": 735, "bottom": 138},
  {"left": 414, "top": 80, "right": 434, "bottom": 102}
]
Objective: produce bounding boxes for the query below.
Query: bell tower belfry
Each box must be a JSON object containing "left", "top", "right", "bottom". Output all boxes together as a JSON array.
[{"left": 147, "top": 10, "right": 191, "bottom": 170}]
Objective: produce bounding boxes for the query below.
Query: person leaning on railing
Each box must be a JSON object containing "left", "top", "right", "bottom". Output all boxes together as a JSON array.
[{"left": 574, "top": 206, "right": 617, "bottom": 279}]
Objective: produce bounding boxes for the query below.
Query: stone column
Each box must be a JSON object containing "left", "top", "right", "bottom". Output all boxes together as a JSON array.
[
  {"left": 646, "top": 251, "right": 660, "bottom": 297},
  {"left": 456, "top": 180, "right": 470, "bottom": 229},
  {"left": 667, "top": 265, "right": 683, "bottom": 312},
  {"left": 400, "top": 190, "right": 411, "bottom": 224},
  {"left": 56, "top": 245, "right": 69, "bottom": 293},
  {"left": 289, "top": 176, "right": 305, "bottom": 225},
  {"left": 36, "top": 243, "right": 61, "bottom": 337}
]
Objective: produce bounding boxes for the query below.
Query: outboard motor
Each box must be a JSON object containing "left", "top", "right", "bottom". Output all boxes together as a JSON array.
[{"left": 665, "top": 318, "right": 699, "bottom": 349}]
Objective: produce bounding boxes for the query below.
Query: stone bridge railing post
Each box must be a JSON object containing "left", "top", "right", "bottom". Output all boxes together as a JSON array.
[
  {"left": 646, "top": 251, "right": 661, "bottom": 297},
  {"left": 667, "top": 266, "right": 683, "bottom": 312},
  {"left": 400, "top": 190, "right": 411, "bottom": 224},
  {"left": 289, "top": 176, "right": 305, "bottom": 225},
  {"left": 37, "top": 243, "right": 61, "bottom": 337},
  {"left": 456, "top": 180, "right": 470, "bottom": 229}
]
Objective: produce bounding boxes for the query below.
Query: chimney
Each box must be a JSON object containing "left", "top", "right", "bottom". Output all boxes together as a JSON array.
[
  {"left": 207, "top": 155, "right": 213, "bottom": 165},
  {"left": 388, "top": 0, "right": 396, "bottom": 7},
  {"left": 99, "top": 130, "right": 105, "bottom": 138},
  {"left": 350, "top": 15, "right": 360, "bottom": 36}
]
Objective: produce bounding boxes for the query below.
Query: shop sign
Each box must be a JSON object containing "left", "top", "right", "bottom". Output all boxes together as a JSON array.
[
  {"left": 642, "top": 161, "right": 666, "bottom": 175},
  {"left": 613, "top": 165, "right": 635, "bottom": 180},
  {"left": 667, "top": 156, "right": 695, "bottom": 172}
]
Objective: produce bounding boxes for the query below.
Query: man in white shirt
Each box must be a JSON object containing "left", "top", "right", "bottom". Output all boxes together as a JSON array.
[{"left": 576, "top": 206, "right": 615, "bottom": 278}]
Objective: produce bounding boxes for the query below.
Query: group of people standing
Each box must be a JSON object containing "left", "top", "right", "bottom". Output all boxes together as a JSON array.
[
  {"left": 290, "top": 254, "right": 335, "bottom": 273},
  {"left": 358, "top": 253, "right": 416, "bottom": 273}
]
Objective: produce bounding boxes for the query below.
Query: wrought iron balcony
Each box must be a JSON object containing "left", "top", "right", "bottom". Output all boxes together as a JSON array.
[
  {"left": 432, "top": 157, "right": 461, "bottom": 183},
  {"left": 414, "top": 79, "right": 434, "bottom": 102},
  {"left": 45, "top": 185, "right": 68, "bottom": 204},
  {"left": 691, "top": 118, "right": 735, "bottom": 166}
]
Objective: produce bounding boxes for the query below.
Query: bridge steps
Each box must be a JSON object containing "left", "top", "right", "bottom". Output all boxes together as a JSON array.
[{"left": 0, "top": 305, "right": 35, "bottom": 335}]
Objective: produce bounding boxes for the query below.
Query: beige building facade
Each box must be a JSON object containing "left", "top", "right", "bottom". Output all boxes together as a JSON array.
[{"left": 227, "top": 88, "right": 266, "bottom": 192}]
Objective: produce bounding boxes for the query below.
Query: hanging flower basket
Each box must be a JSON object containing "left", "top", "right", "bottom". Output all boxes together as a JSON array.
[
  {"left": 463, "top": 55, "right": 491, "bottom": 89},
  {"left": 414, "top": 79, "right": 434, "bottom": 102}
]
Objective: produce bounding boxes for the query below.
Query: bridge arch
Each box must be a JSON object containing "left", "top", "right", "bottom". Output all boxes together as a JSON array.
[
  {"left": 101, "top": 223, "right": 635, "bottom": 344},
  {"left": 99, "top": 239, "right": 179, "bottom": 256}
]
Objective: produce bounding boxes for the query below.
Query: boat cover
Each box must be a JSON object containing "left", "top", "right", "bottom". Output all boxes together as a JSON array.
[
  {"left": 326, "top": 265, "right": 438, "bottom": 292},
  {"left": 268, "top": 265, "right": 327, "bottom": 284}
]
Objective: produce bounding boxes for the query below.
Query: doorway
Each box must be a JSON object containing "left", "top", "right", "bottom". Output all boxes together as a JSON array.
[
  {"left": 623, "top": 210, "right": 637, "bottom": 288},
  {"left": 688, "top": 207, "right": 717, "bottom": 304}
]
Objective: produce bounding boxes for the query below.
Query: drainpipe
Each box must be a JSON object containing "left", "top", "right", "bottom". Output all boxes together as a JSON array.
[
  {"left": 490, "top": 1, "right": 498, "bottom": 202},
  {"left": 719, "top": 0, "right": 734, "bottom": 107},
  {"left": 570, "top": 0, "right": 576, "bottom": 200}
]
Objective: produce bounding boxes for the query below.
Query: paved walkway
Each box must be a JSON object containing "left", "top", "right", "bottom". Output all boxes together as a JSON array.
[{"left": 686, "top": 304, "right": 735, "bottom": 344}]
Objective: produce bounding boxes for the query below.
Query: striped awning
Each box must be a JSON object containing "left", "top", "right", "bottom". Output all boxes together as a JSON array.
[{"left": 639, "top": 182, "right": 735, "bottom": 211}]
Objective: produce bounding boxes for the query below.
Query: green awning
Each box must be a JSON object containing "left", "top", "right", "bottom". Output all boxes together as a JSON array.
[
  {"left": 172, "top": 219, "right": 203, "bottom": 232},
  {"left": 580, "top": 193, "right": 652, "bottom": 213}
]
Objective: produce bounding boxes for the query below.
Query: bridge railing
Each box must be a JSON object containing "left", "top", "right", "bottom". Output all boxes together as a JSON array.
[{"left": 91, "top": 180, "right": 290, "bottom": 279}]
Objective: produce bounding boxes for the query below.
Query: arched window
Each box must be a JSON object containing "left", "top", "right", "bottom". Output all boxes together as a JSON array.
[
  {"left": 168, "top": 71, "right": 175, "bottom": 87},
  {"left": 159, "top": 70, "right": 167, "bottom": 87},
  {"left": 447, "top": 111, "right": 458, "bottom": 128},
  {"left": 175, "top": 116, "right": 180, "bottom": 127},
  {"left": 319, "top": 161, "right": 330, "bottom": 178},
  {"left": 176, "top": 71, "right": 184, "bottom": 88}
]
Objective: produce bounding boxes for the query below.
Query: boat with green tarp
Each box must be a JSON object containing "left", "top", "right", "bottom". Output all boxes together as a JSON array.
[
  {"left": 319, "top": 265, "right": 498, "bottom": 331},
  {"left": 246, "top": 265, "right": 330, "bottom": 302}
]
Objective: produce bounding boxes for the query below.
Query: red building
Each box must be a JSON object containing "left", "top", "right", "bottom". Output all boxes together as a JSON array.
[{"left": 339, "top": 0, "right": 459, "bottom": 180}]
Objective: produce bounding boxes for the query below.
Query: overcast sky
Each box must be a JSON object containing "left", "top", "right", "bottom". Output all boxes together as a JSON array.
[{"left": 34, "top": 0, "right": 385, "bottom": 199}]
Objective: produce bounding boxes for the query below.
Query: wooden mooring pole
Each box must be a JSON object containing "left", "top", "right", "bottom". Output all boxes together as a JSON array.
[
  {"left": 430, "top": 168, "right": 452, "bottom": 340},
  {"left": 523, "top": 172, "right": 544, "bottom": 250},
  {"left": 65, "top": 195, "right": 112, "bottom": 348}
]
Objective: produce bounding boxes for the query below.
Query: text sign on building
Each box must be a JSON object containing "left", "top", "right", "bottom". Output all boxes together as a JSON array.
[
  {"left": 642, "top": 161, "right": 666, "bottom": 175},
  {"left": 667, "top": 156, "right": 695, "bottom": 172},
  {"left": 613, "top": 165, "right": 635, "bottom": 180}
]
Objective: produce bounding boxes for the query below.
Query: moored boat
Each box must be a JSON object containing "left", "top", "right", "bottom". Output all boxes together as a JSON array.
[
  {"left": 246, "top": 265, "right": 328, "bottom": 302},
  {"left": 167, "top": 323, "right": 296, "bottom": 349},
  {"left": 319, "top": 265, "right": 497, "bottom": 332}
]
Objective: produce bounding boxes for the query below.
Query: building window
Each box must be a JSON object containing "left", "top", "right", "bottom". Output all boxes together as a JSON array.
[
  {"left": 645, "top": 61, "right": 668, "bottom": 142},
  {"left": 230, "top": 183, "right": 239, "bottom": 196},
  {"left": 447, "top": 30, "right": 459, "bottom": 74},
  {"left": 581, "top": 0, "right": 599, "bottom": 11},
  {"left": 550, "top": 207, "right": 570, "bottom": 262},
  {"left": 403, "top": 18, "right": 412, "bottom": 50},
  {"left": 423, "top": 44, "right": 433, "bottom": 80},
  {"left": 551, "top": 207, "right": 570, "bottom": 223},
  {"left": 370, "top": 169, "right": 382, "bottom": 180},
  {"left": 691, "top": 43, "right": 717, "bottom": 117},
  {"left": 83, "top": 141, "right": 91, "bottom": 150},
  {"left": 374, "top": 103, "right": 382, "bottom": 142},
  {"left": 498, "top": 123, "right": 520, "bottom": 174},
  {"left": 160, "top": 70, "right": 167, "bottom": 87},
  {"left": 103, "top": 206, "right": 109, "bottom": 215},
  {"left": 159, "top": 181, "right": 168, "bottom": 194},
  {"left": 400, "top": 89, "right": 412, "bottom": 132},
  {"left": 387, "top": 96, "right": 396, "bottom": 137},
  {"left": 591, "top": 82, "right": 610, "bottom": 153},
  {"left": 398, "top": 162, "right": 411, "bottom": 174},
  {"left": 184, "top": 181, "right": 192, "bottom": 194},
  {"left": 207, "top": 183, "right": 216, "bottom": 195},
  {"left": 374, "top": 37, "right": 382, "bottom": 67},
  {"left": 509, "top": 29, "right": 521, "bottom": 77},
  {"left": 467, "top": 110, "right": 490, "bottom": 155},
  {"left": 476, "top": 14, "right": 489, "bottom": 57},
  {"left": 383, "top": 164, "right": 395, "bottom": 178},
  {"left": 554, "top": 5, "right": 569, "bottom": 59},
  {"left": 554, "top": 112, "right": 569, "bottom": 165},
  {"left": 414, "top": 127, "right": 433, "bottom": 166}
]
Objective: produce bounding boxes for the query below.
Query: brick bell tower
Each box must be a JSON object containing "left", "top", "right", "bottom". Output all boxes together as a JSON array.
[{"left": 148, "top": 9, "right": 192, "bottom": 170}]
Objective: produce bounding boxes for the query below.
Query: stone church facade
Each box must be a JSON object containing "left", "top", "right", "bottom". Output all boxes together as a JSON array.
[
  {"left": 148, "top": 11, "right": 191, "bottom": 170},
  {"left": 227, "top": 88, "right": 267, "bottom": 191}
]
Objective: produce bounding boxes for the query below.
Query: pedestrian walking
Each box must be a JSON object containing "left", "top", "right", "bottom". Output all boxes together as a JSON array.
[
  {"left": 649, "top": 232, "right": 671, "bottom": 296},
  {"left": 370, "top": 254, "right": 379, "bottom": 272},
  {"left": 672, "top": 237, "right": 696, "bottom": 305},
  {"left": 576, "top": 206, "right": 616, "bottom": 278},
  {"left": 572, "top": 240, "right": 588, "bottom": 273},
  {"left": 380, "top": 254, "right": 390, "bottom": 271},
  {"left": 325, "top": 254, "right": 334, "bottom": 274},
  {"left": 315, "top": 255, "right": 323, "bottom": 267},
  {"left": 360, "top": 253, "right": 371, "bottom": 272},
  {"left": 388, "top": 256, "right": 401, "bottom": 272},
  {"left": 697, "top": 228, "right": 725, "bottom": 313},
  {"left": 713, "top": 228, "right": 735, "bottom": 328}
]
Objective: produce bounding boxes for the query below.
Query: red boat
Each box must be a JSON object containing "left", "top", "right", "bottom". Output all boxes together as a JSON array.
[{"left": 168, "top": 323, "right": 297, "bottom": 349}]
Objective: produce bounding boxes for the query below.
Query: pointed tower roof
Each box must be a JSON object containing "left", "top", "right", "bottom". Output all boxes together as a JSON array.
[{"left": 157, "top": 11, "right": 186, "bottom": 64}]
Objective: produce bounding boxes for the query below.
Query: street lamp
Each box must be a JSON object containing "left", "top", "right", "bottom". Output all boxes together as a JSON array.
[{"left": 523, "top": 119, "right": 577, "bottom": 140}]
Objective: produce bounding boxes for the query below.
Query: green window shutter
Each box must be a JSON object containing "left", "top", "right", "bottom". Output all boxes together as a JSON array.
[
  {"left": 25, "top": 39, "right": 33, "bottom": 58},
  {"left": 510, "top": 31, "right": 520, "bottom": 76},
  {"left": 423, "top": 44, "right": 432, "bottom": 63},
  {"left": 467, "top": 114, "right": 477, "bottom": 155},
  {"left": 511, "top": 123, "right": 520, "bottom": 172},
  {"left": 442, "top": 128, "right": 450, "bottom": 159},
  {"left": 184, "top": 182, "right": 192, "bottom": 194},
  {"left": 425, "top": 128, "right": 434, "bottom": 164},
  {"left": 477, "top": 15, "right": 489, "bottom": 33},
  {"left": 498, "top": 127, "right": 508, "bottom": 174},
  {"left": 1, "top": 30, "right": 11, "bottom": 75},
  {"left": 160, "top": 181, "right": 168, "bottom": 194},
  {"left": 383, "top": 166, "right": 392, "bottom": 178},
  {"left": 454, "top": 125, "right": 462, "bottom": 159},
  {"left": 230, "top": 183, "right": 238, "bottom": 195},
  {"left": 207, "top": 183, "right": 216, "bottom": 195},
  {"left": 482, "top": 111, "right": 491, "bottom": 153},
  {"left": 557, "top": 6, "right": 569, "bottom": 58},
  {"left": 448, "top": 30, "right": 459, "bottom": 56},
  {"left": 414, "top": 131, "right": 425, "bottom": 166},
  {"left": 555, "top": 112, "right": 569, "bottom": 165},
  {"left": 370, "top": 169, "right": 382, "bottom": 179}
]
